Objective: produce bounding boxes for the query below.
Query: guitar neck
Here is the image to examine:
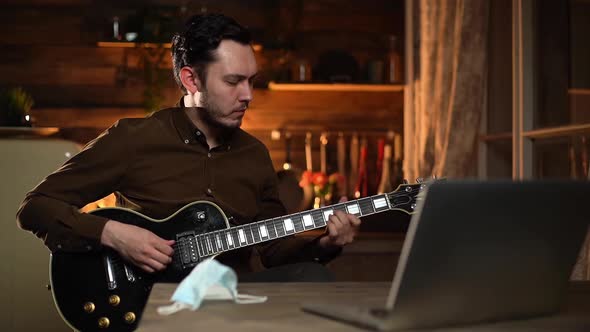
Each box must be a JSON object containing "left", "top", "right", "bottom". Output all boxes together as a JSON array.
[{"left": 193, "top": 187, "right": 420, "bottom": 259}]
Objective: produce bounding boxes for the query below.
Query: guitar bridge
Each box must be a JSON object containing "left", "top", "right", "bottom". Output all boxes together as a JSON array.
[{"left": 176, "top": 231, "right": 200, "bottom": 270}]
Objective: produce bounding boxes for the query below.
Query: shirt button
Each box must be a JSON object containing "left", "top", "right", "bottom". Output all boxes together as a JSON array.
[
  {"left": 227, "top": 145, "right": 231, "bottom": 151},
  {"left": 184, "top": 139, "right": 189, "bottom": 144},
  {"left": 206, "top": 188, "right": 213, "bottom": 195},
  {"left": 57, "top": 244, "right": 62, "bottom": 250},
  {"left": 207, "top": 152, "right": 212, "bottom": 158},
  {"left": 86, "top": 245, "right": 93, "bottom": 251}
]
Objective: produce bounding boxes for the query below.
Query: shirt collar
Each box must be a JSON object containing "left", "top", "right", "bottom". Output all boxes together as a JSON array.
[
  {"left": 171, "top": 97, "right": 206, "bottom": 146},
  {"left": 172, "top": 96, "right": 239, "bottom": 151}
]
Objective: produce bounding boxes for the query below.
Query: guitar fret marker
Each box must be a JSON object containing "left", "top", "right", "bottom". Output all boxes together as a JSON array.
[
  {"left": 284, "top": 218, "right": 294, "bottom": 232},
  {"left": 373, "top": 197, "right": 387, "bottom": 209},
  {"left": 346, "top": 203, "right": 360, "bottom": 215},
  {"left": 226, "top": 233, "right": 234, "bottom": 247},
  {"left": 302, "top": 214, "right": 313, "bottom": 227},
  {"left": 206, "top": 236, "right": 213, "bottom": 253},
  {"left": 259, "top": 225, "right": 268, "bottom": 238},
  {"left": 238, "top": 229, "right": 246, "bottom": 243},
  {"left": 215, "top": 234, "right": 222, "bottom": 250},
  {"left": 323, "top": 209, "right": 334, "bottom": 221}
]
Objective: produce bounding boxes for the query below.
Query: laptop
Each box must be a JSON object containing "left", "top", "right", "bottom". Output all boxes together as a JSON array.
[{"left": 302, "top": 180, "right": 590, "bottom": 331}]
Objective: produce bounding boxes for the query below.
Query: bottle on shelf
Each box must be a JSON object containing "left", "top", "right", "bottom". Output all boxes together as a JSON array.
[{"left": 387, "top": 35, "right": 403, "bottom": 84}]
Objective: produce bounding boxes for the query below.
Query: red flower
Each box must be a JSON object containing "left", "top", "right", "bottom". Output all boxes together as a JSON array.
[
  {"left": 312, "top": 172, "right": 328, "bottom": 187},
  {"left": 299, "top": 170, "right": 314, "bottom": 187}
]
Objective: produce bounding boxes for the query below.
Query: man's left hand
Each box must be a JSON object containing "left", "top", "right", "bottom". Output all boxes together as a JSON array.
[{"left": 318, "top": 200, "right": 361, "bottom": 249}]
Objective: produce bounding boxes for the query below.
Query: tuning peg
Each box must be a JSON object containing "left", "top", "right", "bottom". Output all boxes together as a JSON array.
[
  {"left": 416, "top": 177, "right": 424, "bottom": 183},
  {"left": 402, "top": 179, "right": 409, "bottom": 184}
]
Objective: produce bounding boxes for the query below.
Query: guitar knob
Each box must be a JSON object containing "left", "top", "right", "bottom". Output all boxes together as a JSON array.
[
  {"left": 411, "top": 203, "right": 417, "bottom": 210},
  {"left": 108, "top": 295, "right": 121, "bottom": 306},
  {"left": 124, "top": 312, "right": 136, "bottom": 324},
  {"left": 98, "top": 317, "right": 110, "bottom": 329},
  {"left": 83, "top": 302, "right": 95, "bottom": 313}
]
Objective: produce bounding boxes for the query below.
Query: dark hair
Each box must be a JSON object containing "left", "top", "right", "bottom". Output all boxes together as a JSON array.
[{"left": 171, "top": 13, "right": 251, "bottom": 93}]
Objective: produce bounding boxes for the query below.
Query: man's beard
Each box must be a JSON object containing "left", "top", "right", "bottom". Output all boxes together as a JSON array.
[{"left": 199, "top": 91, "right": 240, "bottom": 133}]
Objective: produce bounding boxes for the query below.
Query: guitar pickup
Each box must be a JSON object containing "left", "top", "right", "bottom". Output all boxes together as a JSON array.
[{"left": 176, "top": 231, "right": 200, "bottom": 269}]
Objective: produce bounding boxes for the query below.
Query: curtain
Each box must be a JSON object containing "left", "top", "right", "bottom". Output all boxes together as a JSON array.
[
  {"left": 572, "top": 165, "right": 590, "bottom": 280},
  {"left": 405, "top": 0, "right": 489, "bottom": 181},
  {"left": 572, "top": 232, "right": 590, "bottom": 280}
]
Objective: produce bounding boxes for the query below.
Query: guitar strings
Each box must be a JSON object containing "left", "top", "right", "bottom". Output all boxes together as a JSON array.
[{"left": 187, "top": 187, "right": 420, "bottom": 259}]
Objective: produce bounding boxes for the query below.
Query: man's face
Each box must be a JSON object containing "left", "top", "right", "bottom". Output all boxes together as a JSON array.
[{"left": 198, "top": 40, "right": 257, "bottom": 130}]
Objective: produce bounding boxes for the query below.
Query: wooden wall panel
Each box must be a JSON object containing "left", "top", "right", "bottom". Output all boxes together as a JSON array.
[
  {"left": 0, "top": 0, "right": 92, "bottom": 5},
  {"left": 0, "top": 65, "right": 117, "bottom": 85},
  {"left": 10, "top": 84, "right": 157, "bottom": 107},
  {"left": 570, "top": 91, "right": 590, "bottom": 124},
  {"left": 29, "top": 107, "right": 145, "bottom": 128},
  {"left": 29, "top": 89, "right": 403, "bottom": 131},
  {"left": 0, "top": 8, "right": 88, "bottom": 45},
  {"left": 0, "top": 45, "right": 132, "bottom": 68},
  {"left": 1, "top": 0, "right": 405, "bottom": 176},
  {"left": 245, "top": 91, "right": 403, "bottom": 131}
]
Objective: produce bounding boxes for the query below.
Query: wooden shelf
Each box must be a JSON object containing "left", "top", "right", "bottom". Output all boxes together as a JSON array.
[
  {"left": 97, "top": 42, "right": 171, "bottom": 48},
  {"left": 523, "top": 123, "right": 590, "bottom": 139},
  {"left": 480, "top": 124, "right": 590, "bottom": 141},
  {"left": 30, "top": 107, "right": 145, "bottom": 129},
  {"left": 268, "top": 82, "right": 404, "bottom": 92},
  {"left": 0, "top": 126, "right": 59, "bottom": 137},
  {"left": 569, "top": 88, "right": 590, "bottom": 95}
]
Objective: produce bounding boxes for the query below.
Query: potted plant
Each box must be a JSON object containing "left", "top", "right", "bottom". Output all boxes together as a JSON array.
[{"left": 0, "top": 87, "right": 34, "bottom": 127}]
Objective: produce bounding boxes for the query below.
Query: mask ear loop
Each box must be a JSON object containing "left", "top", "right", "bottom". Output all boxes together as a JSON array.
[
  {"left": 235, "top": 293, "right": 268, "bottom": 304},
  {"left": 157, "top": 302, "right": 192, "bottom": 315}
]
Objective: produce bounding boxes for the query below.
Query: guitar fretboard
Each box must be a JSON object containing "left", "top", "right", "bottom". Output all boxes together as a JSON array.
[{"left": 191, "top": 187, "right": 421, "bottom": 259}]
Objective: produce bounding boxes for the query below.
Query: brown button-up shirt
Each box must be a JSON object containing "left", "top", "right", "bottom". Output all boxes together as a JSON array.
[{"left": 17, "top": 104, "right": 338, "bottom": 273}]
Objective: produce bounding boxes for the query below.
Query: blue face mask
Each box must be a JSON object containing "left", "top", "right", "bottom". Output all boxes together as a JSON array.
[{"left": 158, "top": 258, "right": 267, "bottom": 315}]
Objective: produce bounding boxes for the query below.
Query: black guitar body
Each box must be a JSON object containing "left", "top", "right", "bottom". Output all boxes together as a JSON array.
[{"left": 50, "top": 201, "right": 229, "bottom": 332}]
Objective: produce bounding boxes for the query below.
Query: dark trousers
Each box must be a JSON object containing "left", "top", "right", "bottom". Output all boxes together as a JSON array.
[{"left": 240, "top": 262, "right": 334, "bottom": 282}]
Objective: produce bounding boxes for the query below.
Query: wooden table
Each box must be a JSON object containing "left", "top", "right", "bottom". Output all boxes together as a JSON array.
[{"left": 139, "top": 282, "right": 590, "bottom": 331}]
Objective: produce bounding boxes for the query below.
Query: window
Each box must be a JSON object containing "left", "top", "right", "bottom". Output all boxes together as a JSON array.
[{"left": 480, "top": 0, "right": 590, "bottom": 180}]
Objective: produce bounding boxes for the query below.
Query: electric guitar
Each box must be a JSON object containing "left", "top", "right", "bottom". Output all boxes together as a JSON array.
[{"left": 50, "top": 181, "right": 429, "bottom": 331}]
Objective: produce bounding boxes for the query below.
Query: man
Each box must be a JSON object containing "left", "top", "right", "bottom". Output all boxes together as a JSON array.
[{"left": 16, "top": 13, "right": 360, "bottom": 281}]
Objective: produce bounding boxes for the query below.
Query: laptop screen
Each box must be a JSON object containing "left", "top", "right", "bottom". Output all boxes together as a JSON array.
[{"left": 386, "top": 180, "right": 590, "bottom": 329}]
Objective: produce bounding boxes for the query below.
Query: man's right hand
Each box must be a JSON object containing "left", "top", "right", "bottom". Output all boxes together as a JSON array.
[{"left": 100, "top": 220, "right": 175, "bottom": 273}]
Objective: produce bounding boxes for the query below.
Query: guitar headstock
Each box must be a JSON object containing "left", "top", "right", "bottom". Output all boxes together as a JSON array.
[{"left": 386, "top": 177, "right": 443, "bottom": 215}]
